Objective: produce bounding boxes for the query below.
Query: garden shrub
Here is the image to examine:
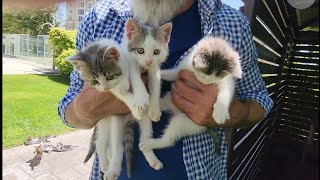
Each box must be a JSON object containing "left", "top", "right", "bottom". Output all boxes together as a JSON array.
[
  {"left": 49, "top": 27, "right": 77, "bottom": 76},
  {"left": 55, "top": 48, "right": 76, "bottom": 76}
]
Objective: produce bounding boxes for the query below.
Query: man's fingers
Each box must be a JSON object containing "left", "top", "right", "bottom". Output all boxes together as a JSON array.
[
  {"left": 171, "top": 87, "right": 194, "bottom": 114},
  {"left": 177, "top": 69, "right": 207, "bottom": 91},
  {"left": 174, "top": 78, "right": 202, "bottom": 103}
]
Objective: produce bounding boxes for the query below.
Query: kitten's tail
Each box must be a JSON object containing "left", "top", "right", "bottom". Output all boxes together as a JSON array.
[
  {"left": 124, "top": 120, "right": 135, "bottom": 178},
  {"left": 84, "top": 127, "right": 97, "bottom": 163}
]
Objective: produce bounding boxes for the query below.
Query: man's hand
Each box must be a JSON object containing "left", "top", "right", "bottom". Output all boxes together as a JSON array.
[
  {"left": 65, "top": 73, "right": 149, "bottom": 129},
  {"left": 171, "top": 70, "right": 219, "bottom": 126},
  {"left": 65, "top": 84, "right": 131, "bottom": 129},
  {"left": 171, "top": 70, "right": 264, "bottom": 128}
]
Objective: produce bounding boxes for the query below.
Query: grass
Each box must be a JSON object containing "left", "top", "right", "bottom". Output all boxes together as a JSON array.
[{"left": 3, "top": 74, "right": 76, "bottom": 149}]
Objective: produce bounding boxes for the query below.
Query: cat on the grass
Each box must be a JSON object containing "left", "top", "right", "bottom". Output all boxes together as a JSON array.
[
  {"left": 139, "top": 36, "right": 242, "bottom": 155},
  {"left": 67, "top": 18, "right": 172, "bottom": 180}
]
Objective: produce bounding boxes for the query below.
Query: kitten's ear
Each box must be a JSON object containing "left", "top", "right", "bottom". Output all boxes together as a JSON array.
[
  {"left": 125, "top": 18, "right": 141, "bottom": 41},
  {"left": 103, "top": 47, "right": 120, "bottom": 61},
  {"left": 156, "top": 22, "right": 173, "bottom": 44},
  {"left": 66, "top": 55, "right": 86, "bottom": 70}
]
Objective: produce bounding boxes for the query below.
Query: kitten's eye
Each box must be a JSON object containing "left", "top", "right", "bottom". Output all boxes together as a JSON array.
[
  {"left": 90, "top": 80, "right": 99, "bottom": 85},
  {"left": 107, "top": 75, "right": 114, "bottom": 80},
  {"left": 115, "top": 72, "right": 122, "bottom": 76},
  {"left": 136, "top": 48, "right": 144, "bottom": 54},
  {"left": 154, "top": 49, "right": 161, "bottom": 55}
]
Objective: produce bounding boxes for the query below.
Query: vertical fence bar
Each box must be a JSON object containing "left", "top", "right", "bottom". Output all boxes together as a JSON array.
[{"left": 27, "top": 35, "right": 29, "bottom": 57}]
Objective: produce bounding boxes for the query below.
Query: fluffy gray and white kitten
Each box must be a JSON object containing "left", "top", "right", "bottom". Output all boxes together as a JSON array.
[
  {"left": 67, "top": 39, "right": 139, "bottom": 180},
  {"left": 124, "top": 18, "right": 172, "bottom": 122},
  {"left": 123, "top": 18, "right": 172, "bottom": 171},
  {"left": 139, "top": 36, "right": 242, "bottom": 154},
  {"left": 67, "top": 19, "right": 172, "bottom": 179}
]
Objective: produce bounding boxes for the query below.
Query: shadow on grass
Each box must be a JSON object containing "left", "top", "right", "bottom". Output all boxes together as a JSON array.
[{"left": 36, "top": 74, "right": 70, "bottom": 86}]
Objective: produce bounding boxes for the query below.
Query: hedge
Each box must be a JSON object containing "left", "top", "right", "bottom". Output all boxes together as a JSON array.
[{"left": 48, "top": 27, "right": 77, "bottom": 76}]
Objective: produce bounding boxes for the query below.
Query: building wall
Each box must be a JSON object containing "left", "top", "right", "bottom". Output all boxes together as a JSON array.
[{"left": 65, "top": 0, "right": 100, "bottom": 30}]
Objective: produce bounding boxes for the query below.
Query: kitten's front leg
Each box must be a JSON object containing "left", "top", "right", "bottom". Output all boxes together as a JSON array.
[
  {"left": 117, "top": 76, "right": 130, "bottom": 95},
  {"left": 148, "top": 69, "right": 162, "bottom": 122},
  {"left": 212, "top": 76, "right": 234, "bottom": 124},
  {"left": 112, "top": 91, "right": 144, "bottom": 120},
  {"left": 160, "top": 69, "right": 179, "bottom": 81},
  {"left": 129, "top": 63, "right": 149, "bottom": 113}
]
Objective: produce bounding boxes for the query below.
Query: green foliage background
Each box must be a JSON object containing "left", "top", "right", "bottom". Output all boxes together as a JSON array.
[
  {"left": 3, "top": 7, "right": 57, "bottom": 36},
  {"left": 49, "top": 28, "right": 77, "bottom": 76}
]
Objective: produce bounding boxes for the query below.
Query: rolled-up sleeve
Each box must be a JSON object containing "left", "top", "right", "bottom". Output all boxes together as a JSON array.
[
  {"left": 57, "top": 10, "right": 94, "bottom": 127},
  {"left": 235, "top": 18, "right": 274, "bottom": 116}
]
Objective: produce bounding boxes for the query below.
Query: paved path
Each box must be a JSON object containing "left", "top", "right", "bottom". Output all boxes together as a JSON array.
[
  {"left": 3, "top": 129, "right": 95, "bottom": 180},
  {"left": 3, "top": 57, "right": 58, "bottom": 75},
  {"left": 3, "top": 56, "right": 94, "bottom": 179}
]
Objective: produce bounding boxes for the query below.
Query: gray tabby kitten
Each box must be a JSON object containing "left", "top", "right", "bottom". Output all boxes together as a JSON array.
[
  {"left": 67, "top": 39, "right": 138, "bottom": 180},
  {"left": 67, "top": 19, "right": 172, "bottom": 179},
  {"left": 139, "top": 36, "right": 242, "bottom": 155}
]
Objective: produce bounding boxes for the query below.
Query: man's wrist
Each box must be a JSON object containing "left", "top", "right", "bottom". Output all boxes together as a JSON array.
[
  {"left": 208, "top": 98, "right": 261, "bottom": 129},
  {"left": 65, "top": 101, "right": 96, "bottom": 129}
]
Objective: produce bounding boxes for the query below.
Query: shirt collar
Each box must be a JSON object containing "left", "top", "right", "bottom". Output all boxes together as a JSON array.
[{"left": 198, "top": 0, "right": 221, "bottom": 16}]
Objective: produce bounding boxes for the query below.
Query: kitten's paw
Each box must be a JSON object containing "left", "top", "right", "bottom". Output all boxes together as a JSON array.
[
  {"left": 134, "top": 93, "right": 149, "bottom": 111},
  {"left": 106, "top": 166, "right": 121, "bottom": 180},
  {"left": 118, "top": 80, "right": 130, "bottom": 95},
  {"left": 118, "top": 87, "right": 128, "bottom": 95},
  {"left": 131, "top": 107, "right": 144, "bottom": 120},
  {"left": 143, "top": 151, "right": 164, "bottom": 170},
  {"left": 139, "top": 139, "right": 156, "bottom": 152},
  {"left": 148, "top": 108, "right": 162, "bottom": 122},
  {"left": 212, "top": 104, "right": 230, "bottom": 124},
  {"left": 149, "top": 158, "right": 163, "bottom": 170}
]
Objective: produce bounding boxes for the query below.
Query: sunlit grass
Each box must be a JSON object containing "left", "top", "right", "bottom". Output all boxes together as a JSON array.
[{"left": 3, "top": 74, "right": 76, "bottom": 149}]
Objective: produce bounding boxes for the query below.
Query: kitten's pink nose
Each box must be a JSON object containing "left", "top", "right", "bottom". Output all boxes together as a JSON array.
[{"left": 145, "top": 60, "right": 152, "bottom": 65}]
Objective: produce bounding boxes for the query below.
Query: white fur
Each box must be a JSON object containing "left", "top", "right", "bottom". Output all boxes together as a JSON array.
[
  {"left": 139, "top": 37, "right": 242, "bottom": 153},
  {"left": 122, "top": 20, "right": 173, "bottom": 170},
  {"left": 127, "top": 27, "right": 171, "bottom": 122}
]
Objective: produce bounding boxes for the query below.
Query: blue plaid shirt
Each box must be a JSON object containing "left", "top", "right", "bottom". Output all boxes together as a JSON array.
[{"left": 58, "top": 0, "right": 273, "bottom": 179}]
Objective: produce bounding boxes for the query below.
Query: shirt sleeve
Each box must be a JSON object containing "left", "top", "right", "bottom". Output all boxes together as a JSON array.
[
  {"left": 235, "top": 18, "right": 274, "bottom": 116},
  {"left": 57, "top": 10, "right": 94, "bottom": 127}
]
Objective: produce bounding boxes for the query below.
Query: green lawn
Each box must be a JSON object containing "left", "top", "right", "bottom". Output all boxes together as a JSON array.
[{"left": 3, "top": 74, "right": 76, "bottom": 149}]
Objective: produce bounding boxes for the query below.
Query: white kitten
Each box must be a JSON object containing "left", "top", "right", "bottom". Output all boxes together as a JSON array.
[
  {"left": 123, "top": 18, "right": 173, "bottom": 171},
  {"left": 139, "top": 36, "right": 242, "bottom": 154}
]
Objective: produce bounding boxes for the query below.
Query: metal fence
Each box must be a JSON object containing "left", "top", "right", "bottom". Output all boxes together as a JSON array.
[{"left": 2, "top": 34, "right": 54, "bottom": 68}]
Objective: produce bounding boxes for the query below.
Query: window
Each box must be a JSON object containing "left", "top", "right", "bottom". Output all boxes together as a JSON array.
[
  {"left": 78, "top": 0, "right": 84, "bottom": 7},
  {"left": 88, "top": 2, "right": 92, "bottom": 9},
  {"left": 78, "top": 9, "right": 84, "bottom": 15},
  {"left": 79, "top": 16, "right": 83, "bottom": 22}
]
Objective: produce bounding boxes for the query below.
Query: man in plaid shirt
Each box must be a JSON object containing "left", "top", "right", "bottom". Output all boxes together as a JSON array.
[{"left": 58, "top": 0, "right": 273, "bottom": 179}]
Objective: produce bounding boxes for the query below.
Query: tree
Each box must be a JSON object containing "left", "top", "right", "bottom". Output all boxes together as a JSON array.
[{"left": 3, "top": 7, "right": 58, "bottom": 36}]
